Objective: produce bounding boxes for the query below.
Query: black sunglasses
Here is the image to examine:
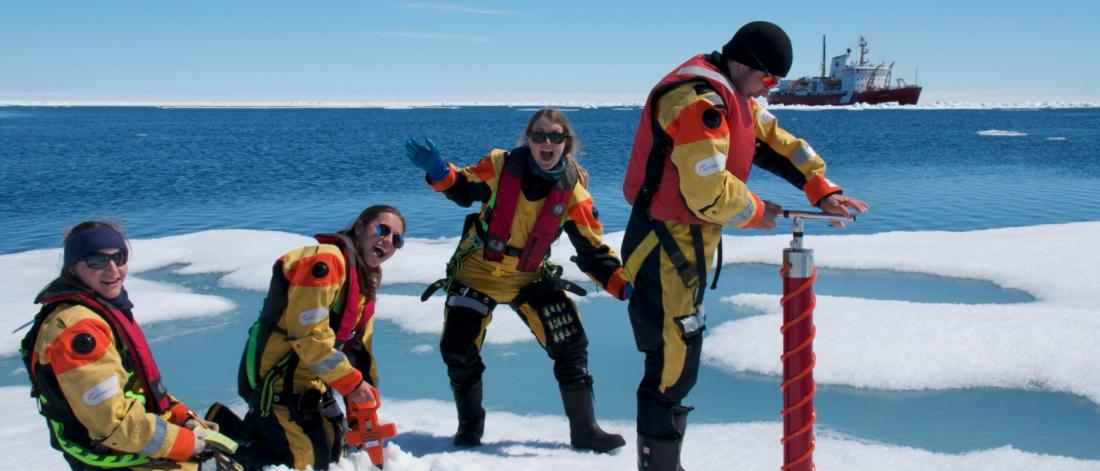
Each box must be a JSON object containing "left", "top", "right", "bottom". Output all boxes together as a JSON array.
[
  {"left": 83, "top": 250, "right": 128, "bottom": 270},
  {"left": 375, "top": 223, "right": 405, "bottom": 249},
  {"left": 528, "top": 131, "right": 568, "bottom": 144}
]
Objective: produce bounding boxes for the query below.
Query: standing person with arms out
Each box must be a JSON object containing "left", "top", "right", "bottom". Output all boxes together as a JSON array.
[
  {"left": 406, "top": 108, "right": 629, "bottom": 453},
  {"left": 20, "top": 221, "right": 232, "bottom": 471},
  {"left": 208, "top": 205, "right": 405, "bottom": 470},
  {"left": 621, "top": 21, "right": 869, "bottom": 470}
]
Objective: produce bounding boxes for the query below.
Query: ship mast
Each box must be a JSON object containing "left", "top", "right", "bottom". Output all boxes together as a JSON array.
[
  {"left": 820, "top": 35, "right": 826, "bottom": 77},
  {"left": 858, "top": 36, "right": 869, "bottom": 66}
]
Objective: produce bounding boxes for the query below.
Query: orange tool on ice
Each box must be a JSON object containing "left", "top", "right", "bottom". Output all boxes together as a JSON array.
[{"left": 346, "top": 385, "right": 398, "bottom": 468}]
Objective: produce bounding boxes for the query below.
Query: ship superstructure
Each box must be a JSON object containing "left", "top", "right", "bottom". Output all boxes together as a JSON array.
[{"left": 767, "top": 36, "right": 921, "bottom": 106}]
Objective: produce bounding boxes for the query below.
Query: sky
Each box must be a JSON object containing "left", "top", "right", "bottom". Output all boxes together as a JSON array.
[{"left": 1, "top": 0, "right": 1098, "bottom": 104}]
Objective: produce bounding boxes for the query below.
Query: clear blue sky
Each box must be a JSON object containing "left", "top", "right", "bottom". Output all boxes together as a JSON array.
[{"left": 2, "top": 0, "right": 1097, "bottom": 104}]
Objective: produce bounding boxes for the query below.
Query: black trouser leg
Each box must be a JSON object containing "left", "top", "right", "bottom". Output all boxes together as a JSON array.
[
  {"left": 440, "top": 302, "right": 490, "bottom": 447},
  {"left": 629, "top": 248, "right": 703, "bottom": 470}
]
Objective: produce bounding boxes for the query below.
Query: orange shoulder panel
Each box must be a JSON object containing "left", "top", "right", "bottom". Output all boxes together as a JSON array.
[
  {"left": 45, "top": 318, "right": 112, "bottom": 376},
  {"left": 568, "top": 198, "right": 602, "bottom": 230},
  {"left": 472, "top": 155, "right": 497, "bottom": 182},
  {"left": 665, "top": 100, "right": 730, "bottom": 145},
  {"left": 286, "top": 252, "right": 346, "bottom": 288}
]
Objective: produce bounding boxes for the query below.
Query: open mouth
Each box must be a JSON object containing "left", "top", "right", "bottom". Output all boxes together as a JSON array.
[
  {"left": 372, "top": 246, "right": 386, "bottom": 259},
  {"left": 540, "top": 150, "right": 554, "bottom": 161}
]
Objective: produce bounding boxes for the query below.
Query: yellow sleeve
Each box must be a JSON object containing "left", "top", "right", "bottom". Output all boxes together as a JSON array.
[
  {"left": 657, "top": 82, "right": 764, "bottom": 228},
  {"left": 280, "top": 245, "right": 363, "bottom": 396},
  {"left": 752, "top": 103, "right": 843, "bottom": 205},
  {"left": 562, "top": 182, "right": 627, "bottom": 296},
  {"left": 36, "top": 306, "right": 195, "bottom": 461}
]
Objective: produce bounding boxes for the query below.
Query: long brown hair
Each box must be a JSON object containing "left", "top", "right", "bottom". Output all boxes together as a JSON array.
[
  {"left": 518, "top": 108, "right": 582, "bottom": 158},
  {"left": 342, "top": 205, "right": 406, "bottom": 301}
]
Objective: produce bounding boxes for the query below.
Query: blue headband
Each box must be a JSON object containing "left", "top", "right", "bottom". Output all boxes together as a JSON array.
[{"left": 64, "top": 226, "right": 127, "bottom": 267}]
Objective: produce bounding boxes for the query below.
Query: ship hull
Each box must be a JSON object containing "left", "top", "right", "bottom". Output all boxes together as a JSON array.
[{"left": 768, "top": 86, "right": 922, "bottom": 106}]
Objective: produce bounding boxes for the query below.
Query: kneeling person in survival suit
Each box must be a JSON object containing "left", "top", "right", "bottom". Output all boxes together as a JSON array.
[
  {"left": 209, "top": 205, "right": 405, "bottom": 470},
  {"left": 21, "top": 221, "right": 228, "bottom": 470},
  {"left": 406, "top": 108, "right": 629, "bottom": 453},
  {"left": 621, "top": 22, "right": 869, "bottom": 470}
]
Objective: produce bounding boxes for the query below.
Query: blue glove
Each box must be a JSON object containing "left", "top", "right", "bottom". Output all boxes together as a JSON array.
[{"left": 405, "top": 138, "right": 449, "bottom": 183}]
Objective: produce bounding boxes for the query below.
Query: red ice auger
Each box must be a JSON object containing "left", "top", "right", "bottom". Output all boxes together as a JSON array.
[{"left": 775, "top": 209, "right": 854, "bottom": 471}]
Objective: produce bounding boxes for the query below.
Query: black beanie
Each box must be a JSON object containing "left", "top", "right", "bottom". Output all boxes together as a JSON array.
[{"left": 721, "top": 21, "right": 793, "bottom": 77}]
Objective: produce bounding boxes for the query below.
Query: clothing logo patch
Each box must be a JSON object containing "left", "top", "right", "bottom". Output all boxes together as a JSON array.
[
  {"left": 694, "top": 155, "right": 726, "bottom": 177},
  {"left": 82, "top": 377, "right": 120, "bottom": 406},
  {"left": 702, "top": 108, "right": 723, "bottom": 129},
  {"left": 311, "top": 261, "right": 329, "bottom": 279},
  {"left": 552, "top": 203, "right": 565, "bottom": 216},
  {"left": 298, "top": 308, "right": 329, "bottom": 326},
  {"left": 71, "top": 333, "right": 96, "bottom": 355}
]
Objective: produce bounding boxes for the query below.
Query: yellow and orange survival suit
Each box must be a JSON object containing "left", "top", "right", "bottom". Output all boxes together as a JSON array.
[
  {"left": 414, "top": 143, "right": 628, "bottom": 452},
  {"left": 22, "top": 276, "right": 204, "bottom": 471},
  {"left": 217, "top": 233, "right": 378, "bottom": 471},
  {"left": 621, "top": 50, "right": 844, "bottom": 468}
]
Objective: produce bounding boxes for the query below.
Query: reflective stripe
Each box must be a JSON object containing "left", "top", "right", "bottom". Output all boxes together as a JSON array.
[
  {"left": 447, "top": 294, "right": 491, "bottom": 316},
  {"left": 297, "top": 308, "right": 328, "bottom": 326},
  {"left": 308, "top": 351, "right": 348, "bottom": 376},
  {"left": 676, "top": 65, "right": 736, "bottom": 96},
  {"left": 677, "top": 307, "right": 707, "bottom": 336},
  {"left": 725, "top": 197, "right": 758, "bottom": 227},
  {"left": 138, "top": 416, "right": 168, "bottom": 456},
  {"left": 792, "top": 143, "right": 818, "bottom": 166},
  {"left": 757, "top": 108, "right": 776, "bottom": 128}
]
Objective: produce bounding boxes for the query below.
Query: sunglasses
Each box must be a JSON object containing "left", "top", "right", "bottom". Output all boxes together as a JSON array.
[
  {"left": 375, "top": 223, "right": 404, "bottom": 249},
  {"left": 83, "top": 250, "right": 128, "bottom": 270},
  {"left": 528, "top": 131, "right": 568, "bottom": 145},
  {"left": 744, "top": 44, "right": 780, "bottom": 89}
]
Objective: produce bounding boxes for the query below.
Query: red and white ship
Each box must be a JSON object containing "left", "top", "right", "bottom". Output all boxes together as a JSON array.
[{"left": 767, "top": 36, "right": 921, "bottom": 106}]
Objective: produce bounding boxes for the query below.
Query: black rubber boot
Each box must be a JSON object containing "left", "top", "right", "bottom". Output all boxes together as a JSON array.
[
  {"left": 671, "top": 405, "right": 692, "bottom": 471},
  {"left": 560, "top": 386, "right": 626, "bottom": 453},
  {"left": 637, "top": 433, "right": 681, "bottom": 471},
  {"left": 452, "top": 381, "right": 485, "bottom": 447}
]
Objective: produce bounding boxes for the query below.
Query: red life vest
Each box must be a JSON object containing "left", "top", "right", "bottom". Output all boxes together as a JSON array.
[
  {"left": 483, "top": 147, "right": 577, "bottom": 272},
  {"left": 314, "top": 232, "right": 374, "bottom": 345},
  {"left": 623, "top": 53, "right": 757, "bottom": 225},
  {"left": 29, "top": 282, "right": 172, "bottom": 414}
]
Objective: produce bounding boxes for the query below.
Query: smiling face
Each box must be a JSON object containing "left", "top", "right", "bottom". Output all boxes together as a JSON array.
[
  {"left": 71, "top": 248, "right": 127, "bottom": 299},
  {"left": 355, "top": 211, "right": 404, "bottom": 268},
  {"left": 527, "top": 117, "right": 567, "bottom": 171}
]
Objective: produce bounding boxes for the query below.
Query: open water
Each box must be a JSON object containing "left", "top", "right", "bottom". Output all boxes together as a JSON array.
[{"left": 2, "top": 106, "right": 1099, "bottom": 459}]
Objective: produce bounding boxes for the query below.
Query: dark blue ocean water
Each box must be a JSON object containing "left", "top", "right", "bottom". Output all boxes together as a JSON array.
[
  {"left": 3, "top": 106, "right": 1100, "bottom": 253},
  {"left": 2, "top": 106, "right": 1099, "bottom": 460}
]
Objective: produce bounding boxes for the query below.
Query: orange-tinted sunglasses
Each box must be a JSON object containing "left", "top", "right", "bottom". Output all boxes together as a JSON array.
[{"left": 746, "top": 44, "right": 780, "bottom": 88}]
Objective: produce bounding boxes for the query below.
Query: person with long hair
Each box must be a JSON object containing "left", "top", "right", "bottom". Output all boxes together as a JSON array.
[
  {"left": 406, "top": 108, "right": 628, "bottom": 453},
  {"left": 209, "top": 205, "right": 405, "bottom": 470},
  {"left": 21, "top": 221, "right": 223, "bottom": 470}
]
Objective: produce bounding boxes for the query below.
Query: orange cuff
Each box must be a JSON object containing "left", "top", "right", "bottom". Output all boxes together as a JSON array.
[
  {"left": 429, "top": 163, "right": 457, "bottom": 191},
  {"left": 742, "top": 192, "right": 766, "bottom": 228},
  {"left": 330, "top": 369, "right": 365, "bottom": 396},
  {"left": 165, "top": 427, "right": 195, "bottom": 461},
  {"left": 605, "top": 267, "right": 628, "bottom": 300},
  {"left": 167, "top": 402, "right": 191, "bottom": 426},
  {"left": 803, "top": 175, "right": 842, "bottom": 206}
]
